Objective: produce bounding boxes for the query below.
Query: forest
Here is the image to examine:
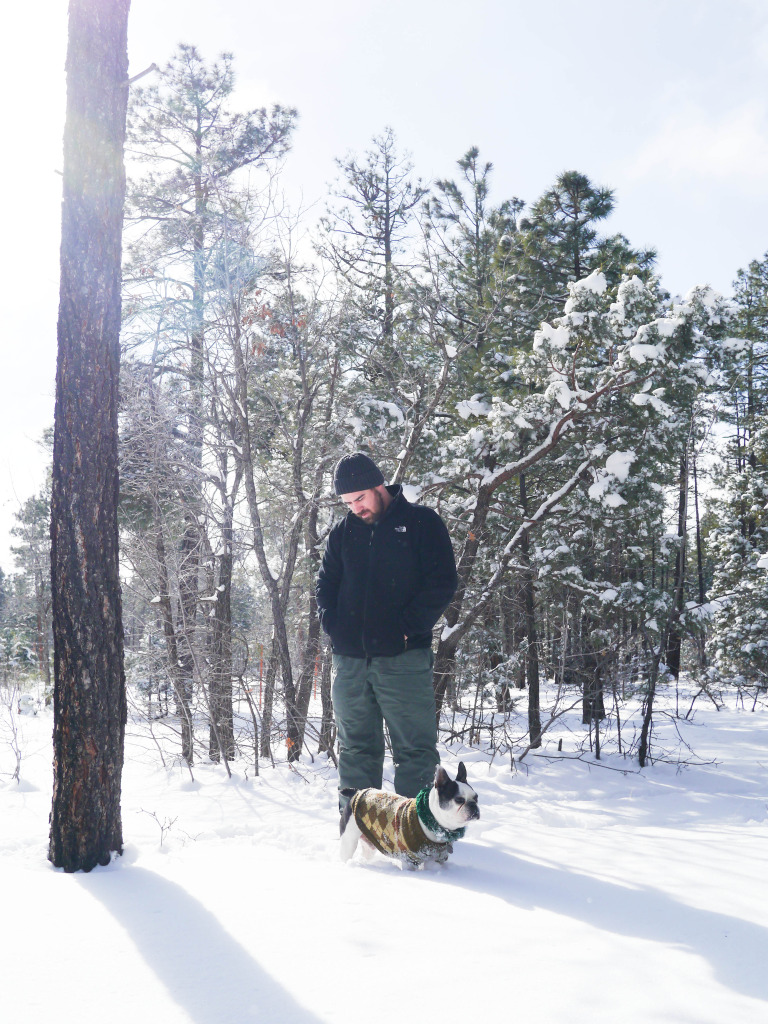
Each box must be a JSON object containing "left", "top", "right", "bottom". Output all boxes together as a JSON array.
[{"left": 2, "top": 43, "right": 768, "bottom": 783}]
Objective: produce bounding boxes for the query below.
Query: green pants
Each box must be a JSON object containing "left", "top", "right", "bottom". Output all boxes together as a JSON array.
[{"left": 332, "top": 648, "right": 439, "bottom": 804}]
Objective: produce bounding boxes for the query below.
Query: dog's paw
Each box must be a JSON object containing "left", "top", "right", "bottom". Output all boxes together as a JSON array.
[
  {"left": 339, "top": 819, "right": 362, "bottom": 862},
  {"left": 432, "top": 842, "right": 453, "bottom": 865}
]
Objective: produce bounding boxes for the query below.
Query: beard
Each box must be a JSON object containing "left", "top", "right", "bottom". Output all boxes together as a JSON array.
[{"left": 355, "top": 490, "right": 386, "bottom": 524}]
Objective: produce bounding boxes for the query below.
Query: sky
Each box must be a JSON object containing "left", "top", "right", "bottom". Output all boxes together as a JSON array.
[{"left": 1, "top": 0, "right": 767, "bottom": 571}]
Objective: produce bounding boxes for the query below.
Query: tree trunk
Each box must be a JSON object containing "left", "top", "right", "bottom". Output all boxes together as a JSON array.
[
  {"left": 692, "top": 455, "right": 707, "bottom": 668},
  {"left": 318, "top": 649, "right": 335, "bottom": 755},
  {"left": 520, "top": 474, "right": 541, "bottom": 749},
  {"left": 155, "top": 525, "right": 194, "bottom": 764},
  {"left": 175, "top": 130, "right": 208, "bottom": 722},
  {"left": 145, "top": 366, "right": 194, "bottom": 764},
  {"left": 665, "top": 454, "right": 688, "bottom": 679},
  {"left": 581, "top": 650, "right": 606, "bottom": 725},
  {"left": 208, "top": 484, "right": 238, "bottom": 762},
  {"left": 293, "top": 504, "right": 323, "bottom": 751},
  {"left": 233, "top": 326, "right": 301, "bottom": 759},
  {"left": 259, "top": 637, "right": 280, "bottom": 758},
  {"left": 433, "top": 486, "right": 493, "bottom": 713},
  {"left": 34, "top": 568, "right": 52, "bottom": 691},
  {"left": 638, "top": 659, "right": 658, "bottom": 768},
  {"left": 49, "top": 0, "right": 130, "bottom": 873}
]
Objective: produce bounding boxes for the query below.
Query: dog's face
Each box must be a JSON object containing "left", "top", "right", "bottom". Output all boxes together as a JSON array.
[{"left": 429, "top": 761, "right": 480, "bottom": 831}]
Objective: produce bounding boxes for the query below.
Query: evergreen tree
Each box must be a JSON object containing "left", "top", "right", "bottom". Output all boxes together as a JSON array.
[
  {"left": 422, "top": 147, "right": 524, "bottom": 404},
  {"left": 319, "top": 127, "right": 427, "bottom": 379},
  {"left": 10, "top": 488, "right": 52, "bottom": 691},
  {"left": 123, "top": 45, "right": 296, "bottom": 764},
  {"left": 509, "top": 170, "right": 656, "bottom": 330},
  {"left": 49, "top": 0, "right": 129, "bottom": 873},
  {"left": 708, "top": 427, "right": 768, "bottom": 688},
  {"left": 707, "top": 252, "right": 768, "bottom": 687},
  {"left": 425, "top": 147, "right": 523, "bottom": 350}
]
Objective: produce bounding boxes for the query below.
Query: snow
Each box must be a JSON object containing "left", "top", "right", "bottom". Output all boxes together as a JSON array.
[
  {"left": 723, "top": 337, "right": 749, "bottom": 352},
  {"left": 564, "top": 270, "right": 608, "bottom": 312},
  {"left": 613, "top": 274, "right": 646, "bottom": 310},
  {"left": 344, "top": 414, "right": 365, "bottom": 435},
  {"left": 533, "top": 321, "right": 571, "bottom": 352},
  {"left": 652, "top": 316, "right": 684, "bottom": 338},
  {"left": 366, "top": 399, "right": 404, "bottom": 425},
  {"left": 546, "top": 378, "right": 576, "bottom": 410},
  {"left": 573, "top": 268, "right": 607, "bottom": 295},
  {"left": 457, "top": 398, "right": 491, "bottom": 419},
  {"left": 588, "top": 452, "right": 635, "bottom": 507},
  {"left": 605, "top": 449, "right": 636, "bottom": 482},
  {"left": 627, "top": 317, "right": 683, "bottom": 364},
  {"left": 2, "top": 691, "right": 768, "bottom": 1024},
  {"left": 632, "top": 391, "right": 674, "bottom": 416},
  {"left": 684, "top": 284, "right": 720, "bottom": 309},
  {"left": 628, "top": 341, "right": 664, "bottom": 364}
]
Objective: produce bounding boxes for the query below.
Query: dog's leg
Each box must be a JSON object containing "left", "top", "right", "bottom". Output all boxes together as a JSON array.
[
  {"left": 339, "top": 817, "right": 362, "bottom": 862},
  {"left": 359, "top": 835, "right": 377, "bottom": 861},
  {"left": 432, "top": 842, "right": 453, "bottom": 865}
]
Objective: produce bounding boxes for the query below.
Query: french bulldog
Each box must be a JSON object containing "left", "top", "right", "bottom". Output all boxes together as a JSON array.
[{"left": 339, "top": 762, "right": 479, "bottom": 867}]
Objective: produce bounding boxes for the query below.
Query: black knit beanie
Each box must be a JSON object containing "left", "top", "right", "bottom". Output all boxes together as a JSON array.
[{"left": 333, "top": 453, "right": 385, "bottom": 495}]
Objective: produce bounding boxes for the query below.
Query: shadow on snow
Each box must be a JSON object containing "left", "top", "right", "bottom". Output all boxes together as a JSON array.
[
  {"left": 77, "top": 865, "right": 323, "bottom": 1024},
  {"left": 440, "top": 843, "right": 768, "bottom": 1004}
]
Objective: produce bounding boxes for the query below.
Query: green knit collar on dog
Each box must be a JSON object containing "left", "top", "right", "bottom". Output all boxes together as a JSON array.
[{"left": 416, "top": 787, "right": 466, "bottom": 843}]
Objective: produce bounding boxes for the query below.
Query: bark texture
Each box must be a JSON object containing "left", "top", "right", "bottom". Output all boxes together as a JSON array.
[{"left": 49, "top": 0, "right": 130, "bottom": 873}]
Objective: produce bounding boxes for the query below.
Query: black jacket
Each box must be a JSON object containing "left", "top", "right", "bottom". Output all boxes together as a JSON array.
[{"left": 316, "top": 486, "right": 458, "bottom": 658}]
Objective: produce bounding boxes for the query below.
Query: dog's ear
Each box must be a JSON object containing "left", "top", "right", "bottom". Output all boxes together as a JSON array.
[
  {"left": 456, "top": 761, "right": 467, "bottom": 784},
  {"left": 434, "top": 765, "right": 449, "bottom": 788}
]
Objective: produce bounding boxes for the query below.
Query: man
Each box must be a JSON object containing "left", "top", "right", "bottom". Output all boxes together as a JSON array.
[{"left": 316, "top": 452, "right": 458, "bottom": 808}]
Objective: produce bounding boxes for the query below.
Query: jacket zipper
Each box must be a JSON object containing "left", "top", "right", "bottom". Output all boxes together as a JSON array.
[{"left": 362, "top": 526, "right": 376, "bottom": 659}]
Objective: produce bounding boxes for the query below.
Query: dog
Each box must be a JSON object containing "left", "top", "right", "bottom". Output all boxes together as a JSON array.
[{"left": 339, "top": 762, "right": 479, "bottom": 867}]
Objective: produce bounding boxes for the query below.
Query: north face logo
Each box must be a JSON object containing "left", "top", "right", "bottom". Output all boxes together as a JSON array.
[{"left": 395, "top": 525, "right": 407, "bottom": 533}]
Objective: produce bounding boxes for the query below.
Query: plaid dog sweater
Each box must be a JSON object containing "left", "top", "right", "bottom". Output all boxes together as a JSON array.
[{"left": 349, "top": 789, "right": 450, "bottom": 865}]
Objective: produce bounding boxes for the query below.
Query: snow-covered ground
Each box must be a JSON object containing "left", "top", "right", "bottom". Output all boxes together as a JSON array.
[{"left": 2, "top": 686, "right": 767, "bottom": 1024}]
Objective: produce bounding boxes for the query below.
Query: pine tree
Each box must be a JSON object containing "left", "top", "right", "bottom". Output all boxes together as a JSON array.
[
  {"left": 124, "top": 45, "right": 296, "bottom": 764},
  {"left": 425, "top": 148, "right": 523, "bottom": 349},
  {"left": 49, "top": 0, "right": 129, "bottom": 873},
  {"left": 707, "top": 252, "right": 768, "bottom": 688},
  {"left": 510, "top": 171, "right": 656, "bottom": 331},
  {"left": 10, "top": 488, "right": 52, "bottom": 692},
  {"left": 708, "top": 431, "right": 768, "bottom": 688},
  {"left": 422, "top": 147, "right": 524, "bottom": 399},
  {"left": 319, "top": 127, "right": 427, "bottom": 379}
]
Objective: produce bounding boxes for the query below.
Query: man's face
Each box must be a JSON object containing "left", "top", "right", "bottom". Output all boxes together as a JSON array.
[{"left": 341, "top": 486, "right": 388, "bottom": 524}]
